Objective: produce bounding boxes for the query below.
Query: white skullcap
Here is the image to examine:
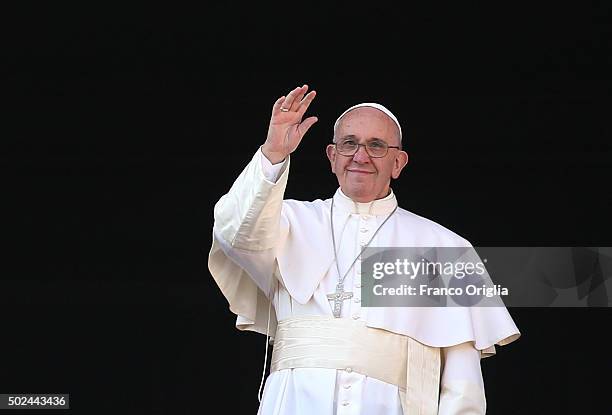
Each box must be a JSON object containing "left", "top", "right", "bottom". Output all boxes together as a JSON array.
[{"left": 333, "top": 102, "right": 402, "bottom": 142}]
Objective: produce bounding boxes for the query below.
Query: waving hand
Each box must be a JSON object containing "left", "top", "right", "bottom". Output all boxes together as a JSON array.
[{"left": 261, "top": 84, "right": 317, "bottom": 164}]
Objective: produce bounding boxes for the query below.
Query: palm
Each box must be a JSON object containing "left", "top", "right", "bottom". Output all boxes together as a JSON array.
[
  {"left": 263, "top": 85, "right": 318, "bottom": 162},
  {"left": 271, "top": 115, "right": 305, "bottom": 153}
]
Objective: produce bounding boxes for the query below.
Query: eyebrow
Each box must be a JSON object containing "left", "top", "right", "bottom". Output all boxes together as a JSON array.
[{"left": 338, "top": 135, "right": 387, "bottom": 142}]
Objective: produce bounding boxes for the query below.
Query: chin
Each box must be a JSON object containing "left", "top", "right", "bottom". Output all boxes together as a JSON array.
[{"left": 344, "top": 186, "right": 375, "bottom": 202}]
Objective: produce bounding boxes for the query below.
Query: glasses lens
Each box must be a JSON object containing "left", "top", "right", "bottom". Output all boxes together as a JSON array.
[
  {"left": 366, "top": 141, "right": 388, "bottom": 158},
  {"left": 337, "top": 141, "right": 357, "bottom": 155},
  {"left": 336, "top": 140, "right": 390, "bottom": 157}
]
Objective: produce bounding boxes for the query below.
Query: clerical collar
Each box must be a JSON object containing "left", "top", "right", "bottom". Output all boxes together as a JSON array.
[{"left": 333, "top": 188, "right": 397, "bottom": 216}]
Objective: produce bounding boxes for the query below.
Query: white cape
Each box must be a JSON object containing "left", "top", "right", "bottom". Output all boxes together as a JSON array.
[{"left": 209, "top": 151, "right": 520, "bottom": 357}]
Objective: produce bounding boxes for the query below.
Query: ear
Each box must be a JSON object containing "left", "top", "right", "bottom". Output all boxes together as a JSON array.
[
  {"left": 391, "top": 150, "right": 409, "bottom": 179},
  {"left": 326, "top": 144, "right": 337, "bottom": 174}
]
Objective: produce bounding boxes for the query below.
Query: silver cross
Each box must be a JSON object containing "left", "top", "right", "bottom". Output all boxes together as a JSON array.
[{"left": 327, "top": 282, "right": 353, "bottom": 318}]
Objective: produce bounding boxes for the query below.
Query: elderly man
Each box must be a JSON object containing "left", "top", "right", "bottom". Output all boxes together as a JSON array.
[{"left": 208, "top": 84, "right": 520, "bottom": 414}]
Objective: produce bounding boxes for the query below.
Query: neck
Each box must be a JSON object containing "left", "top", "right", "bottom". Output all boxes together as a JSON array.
[
  {"left": 342, "top": 188, "right": 392, "bottom": 204},
  {"left": 334, "top": 187, "right": 396, "bottom": 216}
]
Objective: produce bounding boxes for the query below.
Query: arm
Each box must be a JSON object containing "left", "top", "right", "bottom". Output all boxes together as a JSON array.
[
  {"left": 213, "top": 148, "right": 289, "bottom": 252},
  {"left": 214, "top": 83, "right": 317, "bottom": 248},
  {"left": 211, "top": 85, "right": 318, "bottom": 296},
  {"left": 438, "top": 342, "right": 487, "bottom": 415}
]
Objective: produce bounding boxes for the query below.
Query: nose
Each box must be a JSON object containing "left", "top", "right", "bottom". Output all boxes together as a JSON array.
[{"left": 352, "top": 145, "right": 371, "bottom": 163}]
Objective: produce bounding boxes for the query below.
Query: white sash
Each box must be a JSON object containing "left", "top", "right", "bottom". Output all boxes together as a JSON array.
[{"left": 271, "top": 315, "right": 441, "bottom": 415}]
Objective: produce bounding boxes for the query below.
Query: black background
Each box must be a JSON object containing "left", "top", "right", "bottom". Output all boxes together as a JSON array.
[{"left": 2, "top": 2, "right": 611, "bottom": 414}]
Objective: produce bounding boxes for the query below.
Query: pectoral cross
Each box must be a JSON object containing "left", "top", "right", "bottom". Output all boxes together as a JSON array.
[{"left": 327, "top": 282, "right": 353, "bottom": 318}]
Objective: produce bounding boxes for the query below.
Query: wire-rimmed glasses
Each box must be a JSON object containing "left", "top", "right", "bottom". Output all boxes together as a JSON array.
[{"left": 334, "top": 138, "right": 400, "bottom": 158}]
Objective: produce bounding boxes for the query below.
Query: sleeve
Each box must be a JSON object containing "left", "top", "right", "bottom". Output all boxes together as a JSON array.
[
  {"left": 260, "top": 148, "right": 287, "bottom": 183},
  {"left": 207, "top": 148, "right": 292, "bottom": 335},
  {"left": 438, "top": 342, "right": 487, "bottom": 415},
  {"left": 211, "top": 147, "right": 290, "bottom": 298}
]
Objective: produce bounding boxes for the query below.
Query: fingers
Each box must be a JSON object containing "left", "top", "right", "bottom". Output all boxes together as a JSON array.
[
  {"left": 282, "top": 85, "right": 307, "bottom": 112},
  {"left": 289, "top": 85, "right": 308, "bottom": 112},
  {"left": 296, "top": 90, "right": 316, "bottom": 117},
  {"left": 297, "top": 116, "right": 318, "bottom": 137},
  {"left": 272, "top": 84, "right": 316, "bottom": 121},
  {"left": 272, "top": 95, "right": 286, "bottom": 114}
]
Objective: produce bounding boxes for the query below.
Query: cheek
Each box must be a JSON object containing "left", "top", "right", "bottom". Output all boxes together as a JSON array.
[
  {"left": 334, "top": 159, "right": 347, "bottom": 175},
  {"left": 377, "top": 162, "right": 394, "bottom": 180},
  {"left": 329, "top": 155, "right": 337, "bottom": 173},
  {"left": 332, "top": 159, "right": 341, "bottom": 174}
]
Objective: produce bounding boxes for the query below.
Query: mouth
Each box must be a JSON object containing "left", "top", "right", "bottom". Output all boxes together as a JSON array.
[{"left": 347, "top": 169, "right": 375, "bottom": 175}]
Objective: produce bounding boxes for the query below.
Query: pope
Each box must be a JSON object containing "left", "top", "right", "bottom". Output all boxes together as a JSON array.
[{"left": 208, "top": 84, "right": 520, "bottom": 414}]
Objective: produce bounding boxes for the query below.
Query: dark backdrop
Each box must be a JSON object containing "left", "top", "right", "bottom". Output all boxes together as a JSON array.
[{"left": 2, "top": 3, "right": 611, "bottom": 414}]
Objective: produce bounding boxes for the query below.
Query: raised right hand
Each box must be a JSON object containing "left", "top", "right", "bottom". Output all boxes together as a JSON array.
[{"left": 261, "top": 84, "right": 317, "bottom": 164}]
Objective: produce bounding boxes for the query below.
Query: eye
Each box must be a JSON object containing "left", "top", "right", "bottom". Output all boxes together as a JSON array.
[
  {"left": 341, "top": 139, "right": 357, "bottom": 146},
  {"left": 368, "top": 140, "right": 386, "bottom": 149}
]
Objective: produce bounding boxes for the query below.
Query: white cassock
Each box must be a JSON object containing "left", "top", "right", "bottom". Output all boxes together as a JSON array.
[{"left": 209, "top": 149, "right": 521, "bottom": 415}]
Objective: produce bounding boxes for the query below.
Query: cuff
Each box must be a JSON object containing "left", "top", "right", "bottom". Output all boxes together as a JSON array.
[{"left": 259, "top": 147, "right": 288, "bottom": 183}]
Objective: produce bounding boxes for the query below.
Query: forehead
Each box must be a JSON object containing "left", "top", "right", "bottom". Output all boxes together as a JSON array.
[{"left": 336, "top": 107, "right": 399, "bottom": 142}]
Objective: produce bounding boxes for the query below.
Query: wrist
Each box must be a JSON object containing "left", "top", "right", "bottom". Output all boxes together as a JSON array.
[{"left": 261, "top": 145, "right": 287, "bottom": 165}]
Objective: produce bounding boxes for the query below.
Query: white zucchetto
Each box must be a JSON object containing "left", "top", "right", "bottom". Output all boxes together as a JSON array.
[{"left": 333, "top": 102, "right": 402, "bottom": 141}]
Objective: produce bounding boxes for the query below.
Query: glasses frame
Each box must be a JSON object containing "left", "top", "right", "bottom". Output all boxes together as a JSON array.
[{"left": 333, "top": 140, "right": 401, "bottom": 158}]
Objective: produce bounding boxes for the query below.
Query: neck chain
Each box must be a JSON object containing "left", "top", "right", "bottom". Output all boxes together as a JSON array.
[{"left": 328, "top": 196, "right": 398, "bottom": 317}]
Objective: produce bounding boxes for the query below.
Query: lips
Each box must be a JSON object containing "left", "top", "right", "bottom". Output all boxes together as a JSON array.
[{"left": 347, "top": 169, "right": 374, "bottom": 174}]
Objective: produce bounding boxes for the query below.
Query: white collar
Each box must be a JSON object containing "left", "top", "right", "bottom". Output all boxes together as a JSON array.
[{"left": 333, "top": 188, "right": 397, "bottom": 216}]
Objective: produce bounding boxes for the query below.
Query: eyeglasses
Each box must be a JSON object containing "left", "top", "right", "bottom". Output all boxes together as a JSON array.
[{"left": 334, "top": 139, "right": 400, "bottom": 158}]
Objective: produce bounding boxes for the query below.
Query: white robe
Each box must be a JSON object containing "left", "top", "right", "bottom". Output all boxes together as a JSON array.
[{"left": 209, "top": 149, "right": 520, "bottom": 414}]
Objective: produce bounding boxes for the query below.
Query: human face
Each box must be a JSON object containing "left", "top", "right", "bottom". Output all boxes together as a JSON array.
[{"left": 326, "top": 107, "right": 409, "bottom": 203}]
